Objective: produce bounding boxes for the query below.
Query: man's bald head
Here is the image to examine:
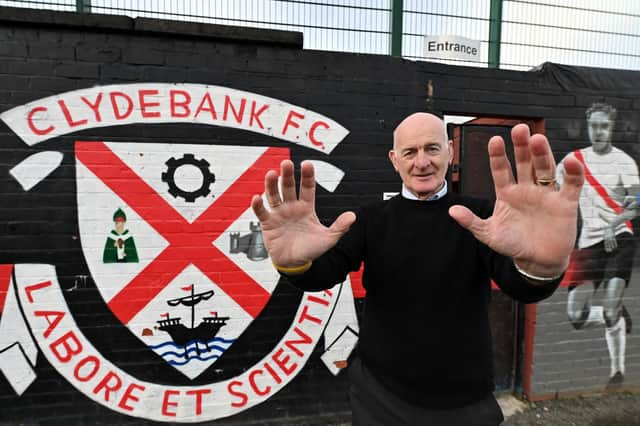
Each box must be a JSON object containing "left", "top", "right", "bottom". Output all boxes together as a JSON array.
[{"left": 393, "top": 113, "right": 448, "bottom": 150}]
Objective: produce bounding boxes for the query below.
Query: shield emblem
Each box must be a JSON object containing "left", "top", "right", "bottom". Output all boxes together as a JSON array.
[{"left": 75, "top": 141, "right": 287, "bottom": 379}]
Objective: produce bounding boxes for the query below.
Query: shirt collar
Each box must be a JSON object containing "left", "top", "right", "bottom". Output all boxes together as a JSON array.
[{"left": 401, "top": 181, "right": 448, "bottom": 201}]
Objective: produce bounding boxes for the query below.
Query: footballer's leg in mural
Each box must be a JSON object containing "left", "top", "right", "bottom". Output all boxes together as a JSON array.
[
  {"left": 566, "top": 242, "right": 609, "bottom": 332},
  {"left": 603, "top": 277, "right": 627, "bottom": 386},
  {"left": 566, "top": 236, "right": 633, "bottom": 388},
  {"left": 599, "top": 198, "right": 639, "bottom": 386},
  {"left": 567, "top": 280, "right": 604, "bottom": 330}
]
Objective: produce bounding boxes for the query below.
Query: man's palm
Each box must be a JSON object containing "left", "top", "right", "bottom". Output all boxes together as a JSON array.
[
  {"left": 251, "top": 161, "right": 355, "bottom": 267},
  {"left": 449, "top": 124, "right": 583, "bottom": 278}
]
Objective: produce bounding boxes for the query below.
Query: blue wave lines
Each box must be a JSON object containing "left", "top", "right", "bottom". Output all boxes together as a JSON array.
[
  {"left": 167, "top": 354, "right": 221, "bottom": 366},
  {"left": 148, "top": 336, "right": 236, "bottom": 366},
  {"left": 148, "top": 336, "right": 235, "bottom": 350}
]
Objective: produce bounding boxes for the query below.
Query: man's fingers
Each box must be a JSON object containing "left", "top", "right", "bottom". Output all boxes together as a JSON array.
[
  {"left": 280, "top": 160, "right": 297, "bottom": 202},
  {"left": 264, "top": 168, "right": 283, "bottom": 208},
  {"left": 251, "top": 194, "right": 270, "bottom": 222},
  {"left": 488, "top": 136, "right": 515, "bottom": 191},
  {"left": 299, "top": 161, "right": 316, "bottom": 204},
  {"left": 511, "top": 123, "right": 534, "bottom": 185},
  {"left": 530, "top": 133, "right": 556, "bottom": 187},
  {"left": 558, "top": 156, "right": 584, "bottom": 201},
  {"left": 329, "top": 211, "right": 357, "bottom": 235},
  {"left": 448, "top": 205, "right": 487, "bottom": 240}
]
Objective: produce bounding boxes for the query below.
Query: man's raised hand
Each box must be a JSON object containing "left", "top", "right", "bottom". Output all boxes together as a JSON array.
[
  {"left": 251, "top": 160, "right": 356, "bottom": 269},
  {"left": 448, "top": 124, "right": 584, "bottom": 279}
]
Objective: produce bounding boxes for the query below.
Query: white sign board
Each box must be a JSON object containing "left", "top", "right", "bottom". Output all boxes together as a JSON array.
[{"left": 424, "top": 35, "right": 481, "bottom": 62}]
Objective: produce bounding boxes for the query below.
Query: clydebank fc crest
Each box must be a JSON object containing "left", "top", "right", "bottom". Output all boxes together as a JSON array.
[
  {"left": 0, "top": 83, "right": 360, "bottom": 422},
  {"left": 76, "top": 140, "right": 289, "bottom": 379}
]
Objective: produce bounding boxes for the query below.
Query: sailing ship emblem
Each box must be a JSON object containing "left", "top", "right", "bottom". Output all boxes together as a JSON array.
[{"left": 156, "top": 285, "right": 231, "bottom": 361}]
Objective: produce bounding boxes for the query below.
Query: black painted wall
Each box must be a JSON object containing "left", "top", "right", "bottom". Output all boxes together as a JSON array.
[{"left": 1, "top": 5, "right": 640, "bottom": 424}]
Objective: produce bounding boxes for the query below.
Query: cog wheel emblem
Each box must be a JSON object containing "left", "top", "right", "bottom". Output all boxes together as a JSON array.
[{"left": 161, "top": 153, "right": 215, "bottom": 202}]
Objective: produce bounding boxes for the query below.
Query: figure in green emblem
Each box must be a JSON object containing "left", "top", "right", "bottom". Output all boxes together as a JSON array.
[{"left": 103, "top": 208, "right": 139, "bottom": 263}]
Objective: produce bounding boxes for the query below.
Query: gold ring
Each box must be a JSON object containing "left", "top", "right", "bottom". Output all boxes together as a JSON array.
[{"left": 536, "top": 177, "right": 556, "bottom": 186}]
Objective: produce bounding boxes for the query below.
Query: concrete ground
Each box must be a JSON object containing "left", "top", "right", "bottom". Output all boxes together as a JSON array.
[
  {"left": 499, "top": 391, "right": 640, "bottom": 425},
  {"left": 250, "top": 391, "right": 640, "bottom": 425}
]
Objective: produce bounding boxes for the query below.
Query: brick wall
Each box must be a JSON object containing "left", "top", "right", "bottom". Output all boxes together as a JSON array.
[{"left": 1, "top": 5, "right": 640, "bottom": 424}]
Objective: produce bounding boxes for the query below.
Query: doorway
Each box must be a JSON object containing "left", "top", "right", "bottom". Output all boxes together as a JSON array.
[{"left": 445, "top": 115, "right": 544, "bottom": 392}]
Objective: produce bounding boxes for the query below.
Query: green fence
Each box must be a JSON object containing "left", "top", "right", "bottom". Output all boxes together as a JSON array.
[{"left": 2, "top": 0, "right": 640, "bottom": 71}]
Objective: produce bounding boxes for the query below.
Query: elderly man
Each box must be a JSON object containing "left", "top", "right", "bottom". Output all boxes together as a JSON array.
[
  {"left": 558, "top": 103, "right": 639, "bottom": 388},
  {"left": 251, "top": 112, "right": 583, "bottom": 425}
]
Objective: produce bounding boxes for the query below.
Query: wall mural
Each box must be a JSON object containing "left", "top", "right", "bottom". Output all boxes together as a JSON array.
[
  {"left": 559, "top": 102, "right": 639, "bottom": 389},
  {"left": 0, "top": 83, "right": 361, "bottom": 422}
]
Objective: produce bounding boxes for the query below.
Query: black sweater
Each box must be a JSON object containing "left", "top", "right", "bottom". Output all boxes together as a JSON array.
[{"left": 286, "top": 192, "right": 561, "bottom": 408}]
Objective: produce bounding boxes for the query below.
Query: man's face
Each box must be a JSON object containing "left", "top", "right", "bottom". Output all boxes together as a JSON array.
[
  {"left": 115, "top": 220, "right": 125, "bottom": 234},
  {"left": 587, "top": 111, "right": 614, "bottom": 154},
  {"left": 389, "top": 114, "right": 452, "bottom": 200}
]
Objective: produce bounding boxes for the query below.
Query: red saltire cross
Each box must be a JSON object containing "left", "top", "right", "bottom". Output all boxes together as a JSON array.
[
  {"left": 76, "top": 141, "right": 287, "bottom": 324},
  {"left": 0, "top": 264, "right": 12, "bottom": 315}
]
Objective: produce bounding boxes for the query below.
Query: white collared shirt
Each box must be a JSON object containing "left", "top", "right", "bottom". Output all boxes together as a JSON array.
[{"left": 401, "top": 181, "right": 448, "bottom": 201}]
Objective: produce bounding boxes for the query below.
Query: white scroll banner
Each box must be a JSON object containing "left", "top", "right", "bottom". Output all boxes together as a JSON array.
[
  {"left": 8, "top": 264, "right": 339, "bottom": 422},
  {"left": 0, "top": 83, "right": 349, "bottom": 154}
]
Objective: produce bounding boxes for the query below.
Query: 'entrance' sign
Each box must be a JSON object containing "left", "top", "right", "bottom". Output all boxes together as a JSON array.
[{"left": 424, "top": 35, "right": 481, "bottom": 62}]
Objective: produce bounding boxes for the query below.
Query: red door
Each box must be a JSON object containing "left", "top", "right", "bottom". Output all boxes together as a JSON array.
[{"left": 450, "top": 117, "right": 544, "bottom": 392}]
